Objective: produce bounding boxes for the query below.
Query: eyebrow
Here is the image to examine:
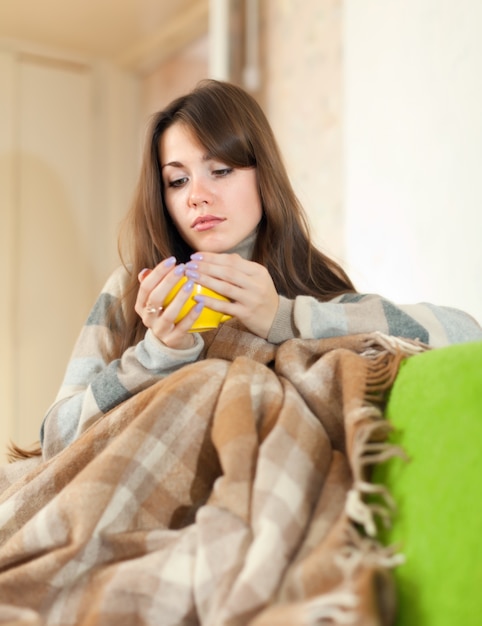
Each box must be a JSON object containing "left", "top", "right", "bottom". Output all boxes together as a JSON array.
[
  {"left": 161, "top": 161, "right": 183, "bottom": 170},
  {"left": 161, "top": 153, "right": 216, "bottom": 170}
]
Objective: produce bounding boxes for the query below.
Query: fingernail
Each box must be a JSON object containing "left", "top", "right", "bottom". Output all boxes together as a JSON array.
[
  {"left": 185, "top": 269, "right": 200, "bottom": 280},
  {"left": 164, "top": 256, "right": 176, "bottom": 267},
  {"left": 194, "top": 295, "right": 206, "bottom": 304},
  {"left": 186, "top": 261, "right": 198, "bottom": 270},
  {"left": 174, "top": 264, "right": 185, "bottom": 276},
  {"left": 194, "top": 302, "right": 204, "bottom": 313},
  {"left": 183, "top": 280, "right": 194, "bottom": 292},
  {"left": 190, "top": 252, "right": 203, "bottom": 261},
  {"left": 139, "top": 268, "right": 152, "bottom": 281}
]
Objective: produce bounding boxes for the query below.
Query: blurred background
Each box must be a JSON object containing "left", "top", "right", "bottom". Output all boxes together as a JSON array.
[{"left": 1, "top": 0, "right": 481, "bottom": 460}]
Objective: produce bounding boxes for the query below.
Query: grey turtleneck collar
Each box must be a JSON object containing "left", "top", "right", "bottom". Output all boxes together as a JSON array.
[{"left": 225, "top": 229, "right": 258, "bottom": 260}]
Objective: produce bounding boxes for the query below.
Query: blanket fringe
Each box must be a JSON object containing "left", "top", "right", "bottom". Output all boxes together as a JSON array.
[
  {"left": 302, "top": 590, "right": 359, "bottom": 625},
  {"left": 289, "top": 334, "right": 419, "bottom": 625},
  {"left": 344, "top": 334, "right": 418, "bottom": 538},
  {"left": 366, "top": 331, "right": 428, "bottom": 357},
  {"left": 301, "top": 529, "right": 404, "bottom": 625},
  {"left": 363, "top": 331, "right": 427, "bottom": 402},
  {"left": 338, "top": 331, "right": 421, "bottom": 617}
]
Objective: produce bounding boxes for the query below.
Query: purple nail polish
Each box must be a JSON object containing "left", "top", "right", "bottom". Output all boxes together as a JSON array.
[
  {"left": 185, "top": 269, "right": 200, "bottom": 280},
  {"left": 165, "top": 256, "right": 176, "bottom": 267},
  {"left": 190, "top": 252, "right": 203, "bottom": 261},
  {"left": 186, "top": 261, "right": 198, "bottom": 270},
  {"left": 194, "top": 295, "right": 206, "bottom": 304},
  {"left": 183, "top": 280, "right": 194, "bottom": 292},
  {"left": 194, "top": 302, "right": 204, "bottom": 313},
  {"left": 174, "top": 264, "right": 185, "bottom": 276}
]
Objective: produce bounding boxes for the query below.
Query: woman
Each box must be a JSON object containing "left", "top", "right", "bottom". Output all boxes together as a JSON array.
[{"left": 40, "top": 79, "right": 481, "bottom": 459}]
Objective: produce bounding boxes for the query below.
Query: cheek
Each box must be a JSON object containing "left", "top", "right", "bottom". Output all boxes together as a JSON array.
[
  {"left": 243, "top": 173, "right": 262, "bottom": 217},
  {"left": 164, "top": 194, "right": 183, "bottom": 226},
  {"left": 247, "top": 188, "right": 263, "bottom": 220}
]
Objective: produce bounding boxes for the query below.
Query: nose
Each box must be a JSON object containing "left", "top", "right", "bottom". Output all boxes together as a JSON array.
[{"left": 188, "top": 176, "right": 213, "bottom": 207}]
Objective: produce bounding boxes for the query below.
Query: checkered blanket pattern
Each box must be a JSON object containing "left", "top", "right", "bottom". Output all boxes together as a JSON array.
[{"left": 0, "top": 328, "right": 417, "bottom": 625}]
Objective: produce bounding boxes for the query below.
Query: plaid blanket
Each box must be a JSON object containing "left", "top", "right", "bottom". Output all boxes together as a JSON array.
[{"left": 0, "top": 325, "right": 423, "bottom": 625}]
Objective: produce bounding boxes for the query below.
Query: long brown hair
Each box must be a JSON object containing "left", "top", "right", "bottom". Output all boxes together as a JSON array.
[{"left": 115, "top": 79, "right": 355, "bottom": 356}]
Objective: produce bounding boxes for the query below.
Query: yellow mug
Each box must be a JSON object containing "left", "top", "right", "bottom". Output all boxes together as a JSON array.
[{"left": 164, "top": 276, "right": 232, "bottom": 332}]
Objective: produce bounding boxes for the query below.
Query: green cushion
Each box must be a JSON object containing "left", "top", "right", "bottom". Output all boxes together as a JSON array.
[{"left": 373, "top": 341, "right": 482, "bottom": 625}]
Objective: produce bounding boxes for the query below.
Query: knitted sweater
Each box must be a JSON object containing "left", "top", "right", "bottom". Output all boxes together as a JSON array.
[{"left": 40, "top": 265, "right": 482, "bottom": 459}]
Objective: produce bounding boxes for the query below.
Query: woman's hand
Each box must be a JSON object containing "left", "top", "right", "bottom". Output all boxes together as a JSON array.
[
  {"left": 185, "top": 252, "right": 279, "bottom": 339},
  {"left": 135, "top": 257, "right": 203, "bottom": 350}
]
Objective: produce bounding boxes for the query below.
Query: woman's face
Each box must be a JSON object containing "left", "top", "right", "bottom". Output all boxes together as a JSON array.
[{"left": 160, "top": 122, "right": 262, "bottom": 253}]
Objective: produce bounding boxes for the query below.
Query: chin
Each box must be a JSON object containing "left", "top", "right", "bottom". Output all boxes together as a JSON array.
[{"left": 194, "top": 236, "right": 233, "bottom": 254}]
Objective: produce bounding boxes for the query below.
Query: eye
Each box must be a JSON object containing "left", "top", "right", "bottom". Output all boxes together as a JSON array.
[
  {"left": 168, "top": 176, "right": 188, "bottom": 188},
  {"left": 213, "top": 167, "right": 233, "bottom": 177}
]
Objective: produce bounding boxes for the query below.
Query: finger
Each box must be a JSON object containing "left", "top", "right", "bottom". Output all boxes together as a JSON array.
[
  {"left": 137, "top": 302, "right": 165, "bottom": 327},
  {"left": 193, "top": 293, "right": 235, "bottom": 316},
  {"left": 165, "top": 300, "right": 204, "bottom": 335},
  {"left": 187, "top": 264, "right": 268, "bottom": 308},
  {"left": 135, "top": 259, "right": 182, "bottom": 315},
  {"left": 138, "top": 267, "right": 152, "bottom": 282},
  {"left": 140, "top": 256, "right": 177, "bottom": 286},
  {"left": 141, "top": 280, "right": 196, "bottom": 339},
  {"left": 152, "top": 298, "right": 205, "bottom": 349},
  {"left": 155, "top": 279, "right": 196, "bottom": 326},
  {"left": 189, "top": 251, "right": 255, "bottom": 277},
  {"left": 135, "top": 257, "right": 175, "bottom": 306},
  {"left": 185, "top": 260, "right": 254, "bottom": 294},
  {"left": 144, "top": 265, "right": 187, "bottom": 310}
]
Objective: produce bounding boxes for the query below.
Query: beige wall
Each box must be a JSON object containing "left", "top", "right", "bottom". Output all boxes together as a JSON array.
[
  {"left": 0, "top": 49, "right": 140, "bottom": 462},
  {"left": 344, "top": 0, "right": 482, "bottom": 323},
  {"left": 0, "top": 51, "right": 16, "bottom": 462},
  {"left": 141, "top": 36, "right": 209, "bottom": 122},
  {"left": 0, "top": 52, "right": 97, "bottom": 457},
  {"left": 260, "top": 0, "right": 344, "bottom": 262}
]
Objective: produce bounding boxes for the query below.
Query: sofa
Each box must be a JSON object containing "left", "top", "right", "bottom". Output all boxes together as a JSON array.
[{"left": 373, "top": 340, "right": 482, "bottom": 625}]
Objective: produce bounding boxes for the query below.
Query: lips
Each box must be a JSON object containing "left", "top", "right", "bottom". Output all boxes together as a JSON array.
[{"left": 191, "top": 215, "right": 226, "bottom": 232}]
